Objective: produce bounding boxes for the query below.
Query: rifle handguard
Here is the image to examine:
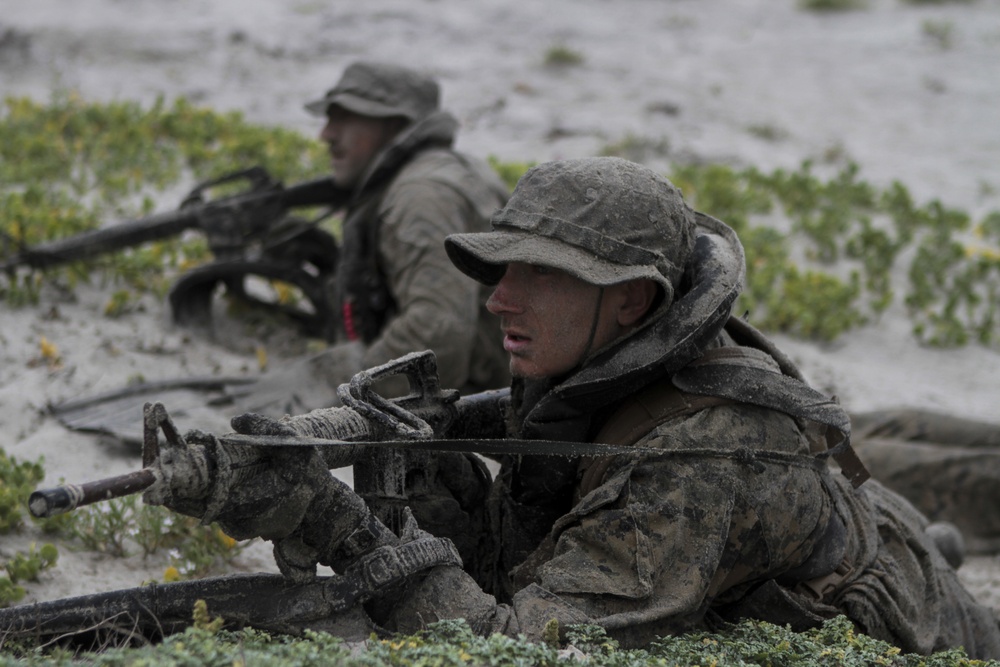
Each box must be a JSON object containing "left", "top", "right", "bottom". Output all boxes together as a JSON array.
[{"left": 279, "top": 407, "right": 371, "bottom": 469}]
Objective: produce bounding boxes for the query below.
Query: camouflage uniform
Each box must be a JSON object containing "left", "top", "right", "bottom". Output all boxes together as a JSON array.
[
  {"left": 387, "top": 158, "right": 1000, "bottom": 658},
  {"left": 853, "top": 409, "right": 1000, "bottom": 554},
  {"left": 222, "top": 158, "right": 1000, "bottom": 658}
]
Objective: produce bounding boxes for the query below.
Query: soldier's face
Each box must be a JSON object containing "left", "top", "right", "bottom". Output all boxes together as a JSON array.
[
  {"left": 486, "top": 262, "right": 630, "bottom": 380},
  {"left": 320, "top": 107, "right": 402, "bottom": 188}
]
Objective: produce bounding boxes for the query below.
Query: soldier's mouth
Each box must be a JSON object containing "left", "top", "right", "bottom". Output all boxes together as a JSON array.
[{"left": 503, "top": 332, "right": 530, "bottom": 353}]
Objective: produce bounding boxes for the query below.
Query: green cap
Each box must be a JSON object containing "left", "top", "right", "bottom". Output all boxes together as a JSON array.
[
  {"left": 305, "top": 61, "right": 440, "bottom": 121},
  {"left": 445, "top": 157, "right": 697, "bottom": 306}
]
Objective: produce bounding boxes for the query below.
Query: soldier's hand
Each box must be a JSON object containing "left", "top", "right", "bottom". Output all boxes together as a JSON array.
[
  {"left": 230, "top": 412, "right": 298, "bottom": 437},
  {"left": 211, "top": 445, "right": 331, "bottom": 542}
]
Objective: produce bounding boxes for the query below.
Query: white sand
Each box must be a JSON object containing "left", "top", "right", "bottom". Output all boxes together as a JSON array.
[{"left": 2, "top": 0, "right": 999, "bottom": 612}]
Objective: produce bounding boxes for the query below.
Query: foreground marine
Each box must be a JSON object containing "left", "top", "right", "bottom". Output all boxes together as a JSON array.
[
  {"left": 13, "top": 157, "right": 1000, "bottom": 658},
  {"left": 194, "top": 157, "right": 1000, "bottom": 657}
]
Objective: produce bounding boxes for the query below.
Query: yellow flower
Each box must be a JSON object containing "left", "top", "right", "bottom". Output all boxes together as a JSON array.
[
  {"left": 964, "top": 243, "right": 1000, "bottom": 261},
  {"left": 216, "top": 528, "right": 237, "bottom": 550},
  {"left": 163, "top": 566, "right": 181, "bottom": 582},
  {"left": 39, "top": 336, "right": 60, "bottom": 363},
  {"left": 272, "top": 280, "right": 293, "bottom": 305}
]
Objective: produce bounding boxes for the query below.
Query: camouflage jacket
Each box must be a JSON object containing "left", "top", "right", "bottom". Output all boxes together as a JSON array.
[
  {"left": 376, "top": 215, "right": 1000, "bottom": 659},
  {"left": 328, "top": 110, "right": 510, "bottom": 393}
]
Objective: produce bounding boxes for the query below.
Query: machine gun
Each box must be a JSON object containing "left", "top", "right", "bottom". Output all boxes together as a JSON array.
[
  {"left": 1, "top": 167, "right": 348, "bottom": 339},
  {"left": 4, "top": 352, "right": 510, "bottom": 649}
]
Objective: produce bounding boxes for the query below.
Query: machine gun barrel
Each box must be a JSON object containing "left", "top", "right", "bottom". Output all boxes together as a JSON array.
[
  {"left": 4, "top": 210, "right": 199, "bottom": 271},
  {"left": 1, "top": 168, "right": 343, "bottom": 273}
]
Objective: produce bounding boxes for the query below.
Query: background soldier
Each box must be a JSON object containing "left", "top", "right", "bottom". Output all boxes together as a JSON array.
[
  {"left": 191, "top": 157, "right": 1000, "bottom": 659},
  {"left": 241, "top": 60, "right": 511, "bottom": 416}
]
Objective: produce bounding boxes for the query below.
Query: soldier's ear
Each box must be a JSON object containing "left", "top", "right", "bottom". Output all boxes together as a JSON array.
[{"left": 616, "top": 279, "right": 659, "bottom": 328}]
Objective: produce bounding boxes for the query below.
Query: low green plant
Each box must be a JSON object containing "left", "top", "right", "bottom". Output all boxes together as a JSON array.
[
  {"left": 0, "top": 616, "right": 989, "bottom": 666},
  {"left": 0, "top": 543, "right": 58, "bottom": 608},
  {"left": 65, "top": 494, "right": 245, "bottom": 578},
  {"left": 600, "top": 133, "right": 671, "bottom": 163},
  {"left": 487, "top": 156, "right": 535, "bottom": 191},
  {"left": 3, "top": 543, "right": 58, "bottom": 584},
  {"left": 0, "top": 576, "right": 26, "bottom": 608},
  {"left": 747, "top": 123, "right": 789, "bottom": 142},
  {"left": 542, "top": 43, "right": 584, "bottom": 67},
  {"left": 0, "top": 93, "right": 328, "bottom": 304},
  {"left": 923, "top": 19, "right": 957, "bottom": 49},
  {"left": 674, "top": 160, "right": 1000, "bottom": 346},
  {"left": 0, "top": 451, "right": 45, "bottom": 534},
  {"left": 66, "top": 495, "right": 136, "bottom": 557}
]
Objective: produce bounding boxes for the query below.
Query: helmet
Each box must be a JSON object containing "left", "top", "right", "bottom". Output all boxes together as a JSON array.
[
  {"left": 445, "top": 157, "right": 697, "bottom": 306},
  {"left": 305, "top": 61, "right": 440, "bottom": 122}
]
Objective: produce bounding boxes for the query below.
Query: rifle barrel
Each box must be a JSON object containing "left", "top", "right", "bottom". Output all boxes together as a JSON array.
[
  {"left": 7, "top": 210, "right": 199, "bottom": 271},
  {"left": 28, "top": 468, "right": 157, "bottom": 519}
]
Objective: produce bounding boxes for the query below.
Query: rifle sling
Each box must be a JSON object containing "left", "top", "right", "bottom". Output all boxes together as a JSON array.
[
  {"left": 220, "top": 432, "right": 664, "bottom": 458},
  {"left": 219, "top": 433, "right": 831, "bottom": 477}
]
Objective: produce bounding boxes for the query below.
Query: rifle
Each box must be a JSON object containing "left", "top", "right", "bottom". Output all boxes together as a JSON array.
[
  {"left": 5, "top": 352, "right": 508, "bottom": 648},
  {"left": 10, "top": 351, "right": 647, "bottom": 648},
  {"left": 1, "top": 167, "right": 348, "bottom": 339},
  {"left": 27, "top": 351, "right": 507, "bottom": 521}
]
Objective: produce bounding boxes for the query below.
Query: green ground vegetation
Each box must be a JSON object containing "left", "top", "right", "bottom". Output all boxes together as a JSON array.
[
  {"left": 0, "top": 94, "right": 329, "bottom": 308},
  {"left": 0, "top": 449, "right": 246, "bottom": 608},
  {"left": 2, "top": 614, "right": 995, "bottom": 666},
  {"left": 1, "top": 95, "right": 999, "bottom": 664},
  {"left": 3, "top": 96, "right": 998, "bottom": 347}
]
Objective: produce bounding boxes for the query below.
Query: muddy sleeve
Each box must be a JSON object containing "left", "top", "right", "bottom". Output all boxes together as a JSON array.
[
  {"left": 361, "top": 179, "right": 481, "bottom": 390},
  {"left": 376, "top": 459, "right": 740, "bottom": 644},
  {"left": 381, "top": 407, "right": 827, "bottom": 644},
  {"left": 519, "top": 459, "right": 743, "bottom": 641}
]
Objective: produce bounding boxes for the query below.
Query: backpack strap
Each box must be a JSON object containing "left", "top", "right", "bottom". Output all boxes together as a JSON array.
[
  {"left": 672, "top": 345, "right": 870, "bottom": 488},
  {"left": 577, "top": 378, "right": 733, "bottom": 499},
  {"left": 577, "top": 339, "right": 871, "bottom": 499}
]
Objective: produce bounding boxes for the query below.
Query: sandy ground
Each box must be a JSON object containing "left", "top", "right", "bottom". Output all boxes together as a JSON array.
[{"left": 2, "top": 0, "right": 1000, "bottom": 622}]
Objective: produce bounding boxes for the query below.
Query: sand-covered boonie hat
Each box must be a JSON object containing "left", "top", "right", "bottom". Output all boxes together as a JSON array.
[
  {"left": 305, "top": 61, "right": 440, "bottom": 121},
  {"left": 446, "top": 157, "right": 697, "bottom": 304}
]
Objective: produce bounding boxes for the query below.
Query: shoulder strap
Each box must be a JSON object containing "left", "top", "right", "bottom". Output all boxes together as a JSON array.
[
  {"left": 579, "top": 337, "right": 871, "bottom": 498},
  {"left": 334, "top": 188, "right": 395, "bottom": 343},
  {"left": 592, "top": 377, "right": 732, "bottom": 448},
  {"left": 578, "top": 377, "right": 732, "bottom": 499},
  {"left": 672, "top": 344, "right": 870, "bottom": 488}
]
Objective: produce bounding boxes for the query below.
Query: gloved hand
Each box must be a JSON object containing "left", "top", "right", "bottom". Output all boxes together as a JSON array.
[
  {"left": 230, "top": 402, "right": 372, "bottom": 471},
  {"left": 209, "top": 445, "right": 331, "bottom": 542},
  {"left": 146, "top": 413, "right": 335, "bottom": 542},
  {"left": 227, "top": 409, "right": 398, "bottom": 575},
  {"left": 230, "top": 411, "right": 299, "bottom": 437}
]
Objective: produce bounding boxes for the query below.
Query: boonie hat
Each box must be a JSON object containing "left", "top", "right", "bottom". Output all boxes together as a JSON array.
[
  {"left": 445, "top": 157, "right": 697, "bottom": 305},
  {"left": 305, "top": 61, "right": 440, "bottom": 121}
]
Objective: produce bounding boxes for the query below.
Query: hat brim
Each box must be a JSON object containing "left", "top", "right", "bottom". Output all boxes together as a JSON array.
[
  {"left": 304, "top": 92, "right": 414, "bottom": 119},
  {"left": 445, "top": 230, "right": 665, "bottom": 288}
]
